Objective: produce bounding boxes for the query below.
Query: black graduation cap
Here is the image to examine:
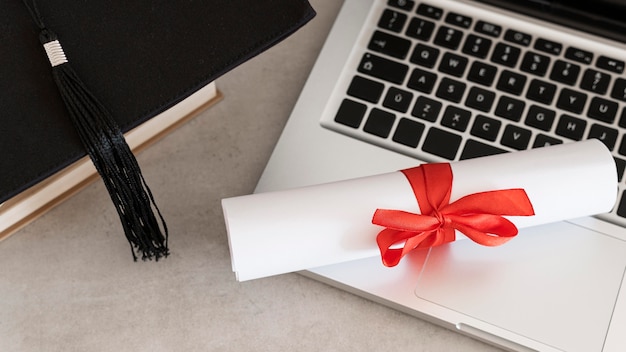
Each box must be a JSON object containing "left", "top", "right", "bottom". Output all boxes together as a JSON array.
[{"left": 4, "top": 0, "right": 315, "bottom": 260}]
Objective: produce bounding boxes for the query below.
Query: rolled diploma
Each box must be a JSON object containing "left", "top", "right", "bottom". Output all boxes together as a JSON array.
[{"left": 222, "top": 140, "right": 617, "bottom": 281}]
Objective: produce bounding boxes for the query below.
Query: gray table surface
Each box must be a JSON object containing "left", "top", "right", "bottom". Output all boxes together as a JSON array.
[{"left": 1, "top": 1, "right": 504, "bottom": 351}]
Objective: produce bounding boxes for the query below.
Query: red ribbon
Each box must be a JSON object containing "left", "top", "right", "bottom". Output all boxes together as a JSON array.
[{"left": 372, "top": 163, "right": 535, "bottom": 267}]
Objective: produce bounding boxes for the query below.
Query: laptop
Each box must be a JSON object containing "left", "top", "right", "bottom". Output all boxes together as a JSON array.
[{"left": 254, "top": 1, "right": 626, "bottom": 351}]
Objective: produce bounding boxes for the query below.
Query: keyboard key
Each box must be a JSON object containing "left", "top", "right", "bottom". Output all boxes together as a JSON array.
[
  {"left": 422, "top": 127, "right": 461, "bottom": 160},
  {"left": 501, "top": 124, "right": 531, "bottom": 150},
  {"left": 460, "top": 139, "right": 506, "bottom": 159},
  {"left": 406, "top": 17, "right": 435, "bottom": 41},
  {"left": 471, "top": 115, "right": 501, "bottom": 141},
  {"left": 504, "top": 29, "right": 531, "bottom": 46},
  {"left": 491, "top": 43, "right": 521, "bottom": 67},
  {"left": 358, "top": 53, "right": 408, "bottom": 84},
  {"left": 525, "top": 105, "right": 556, "bottom": 131},
  {"left": 416, "top": 3, "right": 443, "bottom": 20},
  {"left": 445, "top": 12, "right": 472, "bottom": 28},
  {"left": 496, "top": 70, "right": 527, "bottom": 95},
  {"left": 580, "top": 69, "right": 611, "bottom": 95},
  {"left": 364, "top": 108, "right": 396, "bottom": 138},
  {"left": 614, "top": 158, "right": 626, "bottom": 182},
  {"left": 526, "top": 79, "right": 556, "bottom": 105},
  {"left": 347, "top": 75, "right": 384, "bottom": 103},
  {"left": 462, "top": 34, "right": 492, "bottom": 59},
  {"left": 335, "top": 99, "right": 367, "bottom": 128},
  {"left": 556, "top": 88, "right": 587, "bottom": 114},
  {"left": 587, "top": 97, "right": 618, "bottom": 123},
  {"left": 411, "top": 96, "right": 442, "bottom": 122},
  {"left": 407, "top": 68, "right": 437, "bottom": 93},
  {"left": 611, "top": 78, "right": 626, "bottom": 102},
  {"left": 620, "top": 107, "right": 626, "bottom": 128},
  {"left": 383, "top": 86, "right": 414, "bottom": 113},
  {"left": 388, "top": 0, "right": 415, "bottom": 11},
  {"left": 368, "top": 30, "right": 411, "bottom": 59},
  {"left": 520, "top": 51, "right": 550, "bottom": 76},
  {"left": 619, "top": 137, "right": 626, "bottom": 157},
  {"left": 436, "top": 77, "right": 467, "bottom": 103},
  {"left": 465, "top": 86, "right": 495, "bottom": 112},
  {"left": 475, "top": 20, "right": 502, "bottom": 38},
  {"left": 410, "top": 43, "right": 440, "bottom": 68},
  {"left": 597, "top": 55, "right": 625, "bottom": 74},
  {"left": 533, "top": 134, "right": 563, "bottom": 148},
  {"left": 550, "top": 60, "right": 580, "bottom": 86},
  {"left": 556, "top": 114, "right": 587, "bottom": 141},
  {"left": 441, "top": 105, "right": 471, "bottom": 132},
  {"left": 588, "top": 123, "right": 618, "bottom": 150},
  {"left": 434, "top": 26, "right": 464, "bottom": 50},
  {"left": 534, "top": 38, "right": 562, "bottom": 55},
  {"left": 393, "top": 118, "right": 425, "bottom": 148},
  {"left": 565, "top": 47, "right": 593, "bottom": 65},
  {"left": 616, "top": 192, "right": 626, "bottom": 217},
  {"left": 378, "top": 9, "right": 408, "bottom": 33},
  {"left": 467, "top": 61, "right": 497, "bottom": 86},
  {"left": 438, "top": 52, "right": 468, "bottom": 77},
  {"left": 495, "top": 95, "right": 525, "bottom": 121}
]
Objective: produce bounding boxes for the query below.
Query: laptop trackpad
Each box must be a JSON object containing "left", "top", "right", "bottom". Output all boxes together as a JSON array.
[{"left": 414, "top": 221, "right": 626, "bottom": 352}]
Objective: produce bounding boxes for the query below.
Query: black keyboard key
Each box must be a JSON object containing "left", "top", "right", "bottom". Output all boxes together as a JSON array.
[
  {"left": 393, "top": 118, "right": 425, "bottom": 148},
  {"left": 407, "top": 68, "right": 437, "bottom": 93},
  {"left": 496, "top": 70, "right": 527, "bottom": 95},
  {"left": 411, "top": 96, "right": 442, "bottom": 122},
  {"left": 383, "top": 86, "right": 414, "bottom": 113},
  {"left": 556, "top": 88, "right": 587, "bottom": 114},
  {"left": 347, "top": 75, "right": 384, "bottom": 103},
  {"left": 533, "top": 134, "right": 563, "bottom": 148},
  {"left": 611, "top": 78, "right": 626, "bottom": 102},
  {"left": 462, "top": 34, "right": 492, "bottom": 59},
  {"left": 491, "top": 43, "right": 521, "bottom": 67},
  {"left": 587, "top": 97, "right": 618, "bottom": 123},
  {"left": 368, "top": 30, "right": 411, "bottom": 59},
  {"left": 504, "top": 29, "right": 531, "bottom": 46},
  {"left": 580, "top": 69, "right": 611, "bottom": 95},
  {"left": 588, "top": 123, "right": 618, "bottom": 150},
  {"left": 550, "top": 60, "right": 580, "bottom": 86},
  {"left": 468, "top": 61, "right": 497, "bottom": 86},
  {"left": 445, "top": 12, "right": 472, "bottom": 28},
  {"left": 436, "top": 77, "right": 467, "bottom": 103},
  {"left": 422, "top": 127, "right": 462, "bottom": 160},
  {"left": 434, "top": 26, "right": 464, "bottom": 50},
  {"left": 465, "top": 86, "right": 495, "bottom": 112},
  {"left": 388, "top": 0, "right": 415, "bottom": 11},
  {"left": 378, "top": 9, "right": 408, "bottom": 33},
  {"left": 597, "top": 55, "right": 625, "bottom": 74},
  {"left": 520, "top": 51, "right": 550, "bottom": 76},
  {"left": 565, "top": 47, "right": 593, "bottom": 65},
  {"left": 364, "top": 108, "right": 396, "bottom": 138},
  {"left": 358, "top": 53, "right": 408, "bottom": 84},
  {"left": 416, "top": 3, "right": 443, "bottom": 20},
  {"left": 410, "top": 43, "right": 440, "bottom": 68},
  {"left": 619, "top": 136, "right": 626, "bottom": 157},
  {"left": 475, "top": 20, "right": 502, "bottom": 38},
  {"left": 620, "top": 107, "right": 626, "bottom": 128},
  {"left": 441, "top": 105, "right": 471, "bottom": 132},
  {"left": 438, "top": 52, "right": 468, "bottom": 77},
  {"left": 526, "top": 79, "right": 556, "bottom": 105},
  {"left": 406, "top": 17, "right": 435, "bottom": 41},
  {"left": 614, "top": 158, "right": 626, "bottom": 182},
  {"left": 501, "top": 124, "right": 531, "bottom": 150},
  {"left": 525, "top": 105, "right": 556, "bottom": 131},
  {"left": 460, "top": 139, "right": 507, "bottom": 159},
  {"left": 335, "top": 99, "right": 367, "bottom": 128},
  {"left": 471, "top": 115, "right": 501, "bottom": 141},
  {"left": 617, "top": 192, "right": 626, "bottom": 218},
  {"left": 556, "top": 114, "right": 587, "bottom": 141},
  {"left": 534, "top": 38, "right": 562, "bottom": 55},
  {"left": 495, "top": 95, "right": 525, "bottom": 121}
]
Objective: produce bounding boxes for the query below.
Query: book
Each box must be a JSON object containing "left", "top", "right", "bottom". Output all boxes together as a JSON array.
[{"left": 1, "top": 1, "right": 315, "bottom": 241}]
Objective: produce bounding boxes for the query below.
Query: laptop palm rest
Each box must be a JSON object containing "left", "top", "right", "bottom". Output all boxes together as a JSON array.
[{"left": 415, "top": 221, "right": 626, "bottom": 352}]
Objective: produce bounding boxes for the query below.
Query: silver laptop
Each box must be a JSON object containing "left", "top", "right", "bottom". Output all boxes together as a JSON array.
[{"left": 255, "top": 1, "right": 626, "bottom": 351}]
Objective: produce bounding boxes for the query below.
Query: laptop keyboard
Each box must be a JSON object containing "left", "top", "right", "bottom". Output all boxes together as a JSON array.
[{"left": 321, "top": 0, "right": 626, "bottom": 226}]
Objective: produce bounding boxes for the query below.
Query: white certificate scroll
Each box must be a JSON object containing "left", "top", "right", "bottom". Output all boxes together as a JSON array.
[{"left": 222, "top": 140, "right": 617, "bottom": 281}]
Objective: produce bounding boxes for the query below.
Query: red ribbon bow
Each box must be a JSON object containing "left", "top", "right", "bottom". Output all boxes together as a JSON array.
[{"left": 372, "top": 163, "right": 535, "bottom": 267}]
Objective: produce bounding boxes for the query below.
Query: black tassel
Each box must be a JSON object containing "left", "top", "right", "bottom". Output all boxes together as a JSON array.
[{"left": 24, "top": 1, "right": 169, "bottom": 261}]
